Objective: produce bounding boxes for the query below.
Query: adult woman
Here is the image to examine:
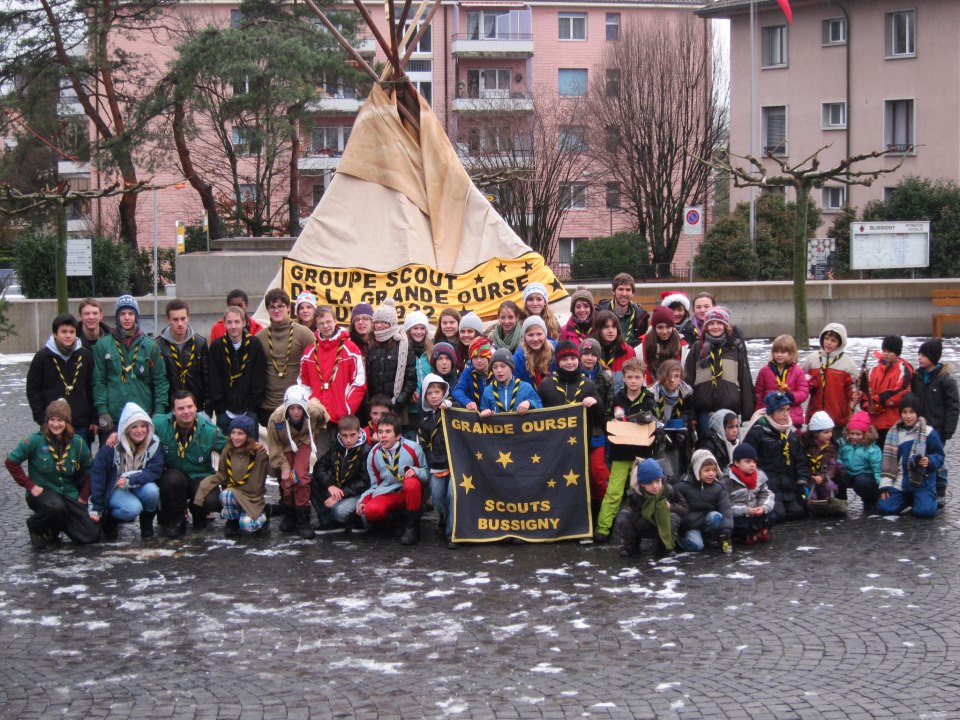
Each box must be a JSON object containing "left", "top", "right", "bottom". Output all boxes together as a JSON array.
[
  {"left": 366, "top": 299, "right": 417, "bottom": 417},
  {"left": 349, "top": 302, "right": 374, "bottom": 355},
  {"left": 5, "top": 399, "right": 100, "bottom": 548}
]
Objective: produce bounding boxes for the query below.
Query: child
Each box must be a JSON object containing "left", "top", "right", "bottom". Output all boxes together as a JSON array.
[
  {"left": 911, "top": 338, "right": 958, "bottom": 507},
  {"left": 800, "top": 323, "right": 858, "bottom": 430},
  {"left": 488, "top": 300, "right": 524, "bottom": 352},
  {"left": 801, "top": 411, "right": 844, "bottom": 515},
  {"left": 538, "top": 341, "right": 606, "bottom": 505},
  {"left": 311, "top": 415, "right": 371, "bottom": 533},
  {"left": 418, "top": 373, "right": 454, "bottom": 545},
  {"left": 88, "top": 402, "right": 163, "bottom": 539},
  {"left": 615, "top": 458, "right": 688, "bottom": 558},
  {"left": 457, "top": 313, "right": 484, "bottom": 370},
  {"left": 195, "top": 415, "right": 269, "bottom": 537},
  {"left": 479, "top": 349, "right": 542, "bottom": 415},
  {"left": 452, "top": 337, "right": 494, "bottom": 410},
  {"left": 661, "top": 292, "right": 696, "bottom": 346},
  {"left": 357, "top": 413, "right": 428, "bottom": 544},
  {"left": 580, "top": 339, "right": 614, "bottom": 418},
  {"left": 648, "top": 359, "right": 694, "bottom": 483},
  {"left": 405, "top": 311, "right": 433, "bottom": 428},
  {"left": 696, "top": 410, "right": 740, "bottom": 469},
  {"left": 722, "top": 443, "right": 774, "bottom": 544},
  {"left": 266, "top": 385, "right": 329, "bottom": 539},
  {"left": 429, "top": 342, "right": 459, "bottom": 390},
  {"left": 589, "top": 309, "right": 637, "bottom": 394},
  {"left": 877, "top": 393, "right": 944, "bottom": 519},
  {"left": 675, "top": 449, "right": 733, "bottom": 554},
  {"left": 364, "top": 394, "right": 392, "bottom": 447},
  {"left": 684, "top": 306, "right": 754, "bottom": 433},
  {"left": 594, "top": 357, "right": 657, "bottom": 544},
  {"left": 837, "top": 411, "right": 882, "bottom": 513},
  {"left": 642, "top": 305, "right": 686, "bottom": 386},
  {"left": 754, "top": 335, "right": 809, "bottom": 429},
  {"left": 513, "top": 316, "right": 556, "bottom": 390},
  {"left": 522, "top": 282, "right": 560, "bottom": 339},
  {"left": 862, "top": 335, "right": 914, "bottom": 446},
  {"left": 559, "top": 286, "right": 595, "bottom": 346},
  {"left": 744, "top": 391, "right": 811, "bottom": 523}
]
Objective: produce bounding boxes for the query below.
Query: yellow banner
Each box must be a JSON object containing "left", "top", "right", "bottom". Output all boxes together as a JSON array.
[{"left": 282, "top": 252, "right": 568, "bottom": 324}]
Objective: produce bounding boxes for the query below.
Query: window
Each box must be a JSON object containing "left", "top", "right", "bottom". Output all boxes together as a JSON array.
[
  {"left": 238, "top": 184, "right": 257, "bottom": 203},
  {"left": 821, "top": 102, "right": 846, "bottom": 129},
  {"left": 821, "top": 186, "right": 845, "bottom": 212},
  {"left": 466, "top": 69, "right": 511, "bottom": 99},
  {"left": 604, "top": 125, "right": 620, "bottom": 153},
  {"left": 605, "top": 69, "right": 621, "bottom": 98},
  {"left": 761, "top": 25, "right": 787, "bottom": 68},
  {"left": 413, "top": 80, "right": 432, "bottom": 106},
  {"left": 558, "top": 12, "right": 586, "bottom": 41},
  {"left": 761, "top": 105, "right": 787, "bottom": 155},
  {"left": 558, "top": 69, "right": 588, "bottom": 97},
  {"left": 403, "top": 21, "right": 432, "bottom": 53},
  {"left": 558, "top": 237, "right": 586, "bottom": 265},
  {"left": 606, "top": 182, "right": 620, "bottom": 209},
  {"left": 231, "top": 126, "right": 259, "bottom": 156},
  {"left": 560, "top": 182, "right": 588, "bottom": 210},
  {"left": 606, "top": 13, "right": 620, "bottom": 41},
  {"left": 230, "top": 9, "right": 242, "bottom": 29},
  {"left": 822, "top": 17, "right": 846, "bottom": 45},
  {"left": 883, "top": 187, "right": 898, "bottom": 203},
  {"left": 467, "top": 10, "right": 507, "bottom": 40},
  {"left": 884, "top": 99, "right": 915, "bottom": 152},
  {"left": 886, "top": 10, "right": 916, "bottom": 58},
  {"left": 311, "top": 126, "right": 351, "bottom": 155},
  {"left": 406, "top": 59, "right": 432, "bottom": 73},
  {"left": 558, "top": 126, "right": 587, "bottom": 153}
]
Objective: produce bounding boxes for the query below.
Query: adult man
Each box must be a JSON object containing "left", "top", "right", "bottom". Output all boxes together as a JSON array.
[
  {"left": 92, "top": 295, "right": 169, "bottom": 433},
  {"left": 209, "top": 289, "right": 264, "bottom": 343},
  {"left": 157, "top": 299, "right": 210, "bottom": 414},
  {"left": 26, "top": 314, "right": 96, "bottom": 442},
  {"left": 208, "top": 305, "right": 266, "bottom": 434},
  {"left": 299, "top": 304, "right": 366, "bottom": 433},
  {"left": 256, "top": 288, "right": 315, "bottom": 427},
  {"left": 596, "top": 273, "right": 649, "bottom": 347},
  {"left": 154, "top": 390, "right": 225, "bottom": 537},
  {"left": 77, "top": 298, "right": 112, "bottom": 351}
]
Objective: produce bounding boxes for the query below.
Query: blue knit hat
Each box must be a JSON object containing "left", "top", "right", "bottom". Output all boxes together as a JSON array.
[
  {"left": 634, "top": 458, "right": 665, "bottom": 485},
  {"left": 228, "top": 414, "right": 259, "bottom": 441},
  {"left": 431, "top": 342, "right": 457, "bottom": 368},
  {"left": 115, "top": 294, "right": 140, "bottom": 324},
  {"left": 732, "top": 443, "right": 758, "bottom": 462}
]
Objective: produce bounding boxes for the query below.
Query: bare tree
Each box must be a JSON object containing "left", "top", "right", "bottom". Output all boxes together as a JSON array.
[
  {"left": 589, "top": 15, "right": 727, "bottom": 273},
  {"left": 455, "top": 89, "right": 590, "bottom": 263}
]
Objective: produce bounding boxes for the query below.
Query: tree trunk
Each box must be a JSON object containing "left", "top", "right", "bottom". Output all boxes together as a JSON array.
[
  {"left": 173, "top": 98, "right": 226, "bottom": 240},
  {"left": 287, "top": 112, "right": 301, "bottom": 237},
  {"left": 793, "top": 183, "right": 810, "bottom": 346},
  {"left": 56, "top": 203, "right": 67, "bottom": 315},
  {"left": 117, "top": 187, "right": 146, "bottom": 295}
]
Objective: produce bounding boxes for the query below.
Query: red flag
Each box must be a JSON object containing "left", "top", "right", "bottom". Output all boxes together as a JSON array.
[{"left": 777, "top": 0, "right": 793, "bottom": 23}]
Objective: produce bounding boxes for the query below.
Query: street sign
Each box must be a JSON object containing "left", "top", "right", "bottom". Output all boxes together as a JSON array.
[
  {"left": 850, "top": 221, "right": 929, "bottom": 270},
  {"left": 176, "top": 221, "right": 185, "bottom": 254},
  {"left": 683, "top": 206, "right": 704, "bottom": 235},
  {"left": 65, "top": 237, "right": 93, "bottom": 277}
]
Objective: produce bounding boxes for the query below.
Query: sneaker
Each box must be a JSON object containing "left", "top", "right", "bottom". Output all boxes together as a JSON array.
[
  {"left": 314, "top": 521, "right": 345, "bottom": 536},
  {"left": 720, "top": 539, "right": 733, "bottom": 555},
  {"left": 743, "top": 533, "right": 758, "bottom": 546},
  {"left": 937, "top": 486, "right": 946, "bottom": 508},
  {"left": 224, "top": 519, "right": 240, "bottom": 537}
]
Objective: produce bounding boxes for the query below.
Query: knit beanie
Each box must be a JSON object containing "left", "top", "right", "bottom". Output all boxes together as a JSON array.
[
  {"left": 351, "top": 302, "right": 374, "bottom": 320},
  {"left": 660, "top": 292, "right": 690, "bottom": 312},
  {"left": 764, "top": 390, "right": 793, "bottom": 414},
  {"left": 555, "top": 339, "right": 580, "bottom": 362},
  {"left": 690, "top": 448, "right": 719, "bottom": 479},
  {"left": 732, "top": 443, "right": 758, "bottom": 462},
  {"left": 459, "top": 312, "right": 484, "bottom": 335},
  {"left": 115, "top": 294, "right": 140, "bottom": 324},
  {"left": 469, "top": 336, "right": 494, "bottom": 360},
  {"left": 634, "top": 458, "right": 665, "bottom": 485},
  {"left": 580, "top": 338, "right": 601, "bottom": 357},
  {"left": 807, "top": 410, "right": 835, "bottom": 432},
  {"left": 228, "top": 414, "right": 259, "bottom": 441},
  {"left": 882, "top": 335, "right": 903, "bottom": 356},
  {"left": 522, "top": 282, "right": 548, "bottom": 303},
  {"left": 704, "top": 305, "right": 731, "bottom": 330},
  {"left": 846, "top": 411, "right": 871, "bottom": 433},
  {"left": 403, "top": 311, "right": 430, "bottom": 333},
  {"left": 899, "top": 392, "right": 922, "bottom": 413},
  {"left": 45, "top": 398, "right": 72, "bottom": 424},
  {"left": 372, "top": 298, "right": 399, "bottom": 327},
  {"left": 651, "top": 305, "right": 675, "bottom": 328},
  {"left": 491, "top": 348, "right": 515, "bottom": 370},
  {"left": 295, "top": 292, "right": 318, "bottom": 310},
  {"left": 569, "top": 285, "right": 594, "bottom": 309},
  {"left": 918, "top": 338, "right": 943, "bottom": 365},
  {"left": 431, "top": 342, "right": 457, "bottom": 367},
  {"left": 521, "top": 315, "right": 548, "bottom": 337}
]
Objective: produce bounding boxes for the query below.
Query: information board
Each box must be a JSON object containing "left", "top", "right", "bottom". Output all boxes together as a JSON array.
[
  {"left": 65, "top": 237, "right": 93, "bottom": 277},
  {"left": 850, "top": 221, "right": 929, "bottom": 270}
]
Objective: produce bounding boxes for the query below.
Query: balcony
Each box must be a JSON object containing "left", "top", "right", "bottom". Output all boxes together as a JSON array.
[
  {"left": 451, "top": 33, "right": 533, "bottom": 58},
  {"left": 306, "top": 96, "right": 362, "bottom": 114},
  {"left": 299, "top": 150, "right": 342, "bottom": 172},
  {"left": 762, "top": 142, "right": 788, "bottom": 157},
  {"left": 57, "top": 160, "right": 90, "bottom": 178},
  {"left": 453, "top": 90, "right": 533, "bottom": 113},
  {"left": 457, "top": 150, "right": 533, "bottom": 173}
]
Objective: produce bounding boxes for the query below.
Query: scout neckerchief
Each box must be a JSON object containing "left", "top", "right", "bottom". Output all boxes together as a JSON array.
[
  {"left": 224, "top": 447, "right": 255, "bottom": 487},
  {"left": 378, "top": 444, "right": 401, "bottom": 480},
  {"left": 169, "top": 338, "right": 196, "bottom": 385},
  {"left": 709, "top": 347, "right": 725, "bottom": 387},
  {"left": 268, "top": 323, "right": 294, "bottom": 378},
  {"left": 780, "top": 430, "right": 791, "bottom": 465},
  {"left": 552, "top": 371, "right": 585, "bottom": 404},
  {"left": 818, "top": 351, "right": 842, "bottom": 390},
  {"left": 623, "top": 389, "right": 650, "bottom": 415},
  {"left": 493, "top": 377, "right": 521, "bottom": 412},
  {"left": 313, "top": 336, "right": 345, "bottom": 391},
  {"left": 418, "top": 418, "right": 441, "bottom": 451},
  {"left": 768, "top": 361, "right": 791, "bottom": 392},
  {"left": 657, "top": 390, "right": 684, "bottom": 421},
  {"left": 176, "top": 422, "right": 196, "bottom": 459},
  {"left": 113, "top": 336, "right": 141, "bottom": 384},
  {"left": 223, "top": 334, "right": 250, "bottom": 387},
  {"left": 46, "top": 436, "right": 71, "bottom": 473},
  {"left": 469, "top": 370, "right": 491, "bottom": 405},
  {"left": 336, "top": 445, "right": 362, "bottom": 487},
  {"left": 51, "top": 353, "right": 82, "bottom": 397},
  {"left": 807, "top": 445, "right": 825, "bottom": 475},
  {"left": 617, "top": 303, "right": 636, "bottom": 344}
]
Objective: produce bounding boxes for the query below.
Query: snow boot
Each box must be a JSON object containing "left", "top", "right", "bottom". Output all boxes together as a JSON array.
[
  {"left": 139, "top": 511, "right": 156, "bottom": 538},
  {"left": 296, "top": 507, "right": 316, "bottom": 540},
  {"left": 399, "top": 510, "right": 421, "bottom": 546}
]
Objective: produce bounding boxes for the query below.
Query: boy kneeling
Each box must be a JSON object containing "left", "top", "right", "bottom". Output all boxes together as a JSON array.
[
  {"left": 676, "top": 449, "right": 734, "bottom": 554},
  {"left": 615, "top": 458, "right": 688, "bottom": 558},
  {"left": 311, "top": 415, "right": 371, "bottom": 534}
]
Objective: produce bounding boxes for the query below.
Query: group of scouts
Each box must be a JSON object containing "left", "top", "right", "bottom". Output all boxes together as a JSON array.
[{"left": 8, "top": 271, "right": 957, "bottom": 557}]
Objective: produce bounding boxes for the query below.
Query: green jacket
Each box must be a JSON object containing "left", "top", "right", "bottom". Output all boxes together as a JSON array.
[
  {"left": 153, "top": 413, "right": 225, "bottom": 481},
  {"left": 93, "top": 331, "right": 170, "bottom": 422},
  {"left": 7, "top": 432, "right": 92, "bottom": 499}
]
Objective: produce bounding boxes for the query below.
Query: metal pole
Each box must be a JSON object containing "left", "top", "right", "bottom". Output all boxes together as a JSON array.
[
  {"left": 153, "top": 186, "right": 159, "bottom": 337},
  {"left": 749, "top": 0, "right": 757, "bottom": 248}
]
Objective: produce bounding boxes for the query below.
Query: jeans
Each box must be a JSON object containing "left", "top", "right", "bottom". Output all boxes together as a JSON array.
[
  {"left": 316, "top": 496, "right": 360, "bottom": 526},
  {"left": 678, "top": 511, "right": 723, "bottom": 552},
  {"left": 108, "top": 483, "right": 160, "bottom": 521}
]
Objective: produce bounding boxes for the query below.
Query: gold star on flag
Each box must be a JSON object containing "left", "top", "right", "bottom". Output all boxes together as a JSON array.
[
  {"left": 496, "top": 451, "right": 513, "bottom": 469},
  {"left": 460, "top": 475, "right": 475, "bottom": 494},
  {"left": 547, "top": 479, "right": 557, "bottom": 488},
  {"left": 475, "top": 451, "right": 484, "bottom": 462},
  {"left": 563, "top": 470, "right": 580, "bottom": 486},
  {"left": 567, "top": 436, "right": 578, "bottom": 446},
  {"left": 531, "top": 454, "right": 541, "bottom": 464}
]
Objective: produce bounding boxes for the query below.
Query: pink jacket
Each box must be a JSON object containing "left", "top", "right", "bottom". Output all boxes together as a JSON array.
[{"left": 754, "top": 362, "right": 810, "bottom": 427}]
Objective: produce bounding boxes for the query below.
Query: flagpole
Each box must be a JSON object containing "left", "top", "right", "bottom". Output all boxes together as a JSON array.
[{"left": 749, "top": 0, "right": 756, "bottom": 248}]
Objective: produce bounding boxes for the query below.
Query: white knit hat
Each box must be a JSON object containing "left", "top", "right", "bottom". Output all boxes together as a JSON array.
[
  {"left": 807, "top": 411, "right": 835, "bottom": 432},
  {"left": 403, "top": 311, "right": 430, "bottom": 333}
]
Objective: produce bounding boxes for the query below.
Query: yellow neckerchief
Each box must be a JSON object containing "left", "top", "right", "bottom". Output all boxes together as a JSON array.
[
  {"left": 378, "top": 445, "right": 401, "bottom": 479},
  {"left": 418, "top": 418, "right": 441, "bottom": 451},
  {"left": 313, "top": 336, "right": 345, "bottom": 391},
  {"left": 770, "top": 361, "right": 791, "bottom": 392},
  {"left": 493, "top": 377, "right": 521, "bottom": 412},
  {"left": 267, "top": 323, "right": 294, "bottom": 378},
  {"left": 46, "top": 436, "right": 71, "bottom": 473},
  {"left": 222, "top": 333, "right": 250, "bottom": 387},
  {"left": 168, "top": 338, "right": 196, "bottom": 385},
  {"left": 551, "top": 371, "right": 585, "bottom": 404},
  {"left": 617, "top": 303, "right": 636, "bottom": 343},
  {"left": 225, "top": 448, "right": 255, "bottom": 487},
  {"left": 819, "top": 351, "right": 842, "bottom": 389},
  {"left": 657, "top": 391, "right": 684, "bottom": 421},
  {"left": 176, "top": 422, "right": 196, "bottom": 459},
  {"left": 779, "top": 430, "right": 791, "bottom": 466},
  {"left": 623, "top": 389, "right": 651, "bottom": 414},
  {"left": 807, "top": 444, "right": 826, "bottom": 474},
  {"left": 470, "top": 369, "right": 491, "bottom": 405},
  {"left": 113, "top": 336, "right": 141, "bottom": 384},
  {"left": 709, "top": 347, "right": 724, "bottom": 387},
  {"left": 336, "top": 444, "right": 362, "bottom": 486},
  {"left": 51, "top": 352, "right": 83, "bottom": 396}
]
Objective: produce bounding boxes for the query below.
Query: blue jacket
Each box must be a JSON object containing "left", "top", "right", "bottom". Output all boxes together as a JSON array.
[
  {"left": 880, "top": 422, "right": 944, "bottom": 492},
  {"left": 362, "top": 439, "right": 428, "bottom": 501},
  {"left": 512, "top": 339, "right": 557, "bottom": 387},
  {"left": 837, "top": 438, "right": 881, "bottom": 482},
  {"left": 452, "top": 362, "right": 492, "bottom": 408},
  {"left": 479, "top": 377, "right": 543, "bottom": 413}
]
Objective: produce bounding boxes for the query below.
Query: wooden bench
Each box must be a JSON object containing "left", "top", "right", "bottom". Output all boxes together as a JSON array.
[{"left": 932, "top": 288, "right": 960, "bottom": 337}]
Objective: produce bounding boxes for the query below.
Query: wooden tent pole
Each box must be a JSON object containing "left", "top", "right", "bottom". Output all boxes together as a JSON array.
[
  {"left": 302, "top": 0, "right": 377, "bottom": 80},
  {"left": 351, "top": 0, "right": 395, "bottom": 61},
  {"left": 399, "top": 1, "right": 442, "bottom": 67},
  {"left": 386, "top": 0, "right": 403, "bottom": 79},
  {"left": 396, "top": 0, "right": 414, "bottom": 44}
]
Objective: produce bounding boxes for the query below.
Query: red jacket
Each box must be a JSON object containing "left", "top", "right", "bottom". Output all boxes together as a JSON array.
[
  {"left": 800, "top": 324, "right": 859, "bottom": 428},
  {"left": 863, "top": 356, "right": 914, "bottom": 431},
  {"left": 299, "top": 328, "right": 367, "bottom": 423}
]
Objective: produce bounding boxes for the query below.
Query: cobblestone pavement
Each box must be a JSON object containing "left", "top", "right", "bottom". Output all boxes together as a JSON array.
[{"left": 2, "top": 349, "right": 960, "bottom": 720}]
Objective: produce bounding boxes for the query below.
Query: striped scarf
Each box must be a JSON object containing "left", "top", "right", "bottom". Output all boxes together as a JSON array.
[{"left": 881, "top": 419, "right": 928, "bottom": 488}]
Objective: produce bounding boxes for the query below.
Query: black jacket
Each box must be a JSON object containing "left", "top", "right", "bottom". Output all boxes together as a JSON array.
[
  {"left": 79, "top": 321, "right": 113, "bottom": 352},
  {"left": 365, "top": 340, "right": 417, "bottom": 412},
  {"left": 607, "top": 388, "right": 658, "bottom": 462},
  {"left": 675, "top": 473, "right": 733, "bottom": 535},
  {"left": 538, "top": 370, "right": 604, "bottom": 431},
  {"left": 912, "top": 363, "right": 960, "bottom": 441},
  {"left": 312, "top": 433, "right": 371, "bottom": 498},
  {"left": 207, "top": 332, "right": 266, "bottom": 417},
  {"left": 744, "top": 416, "right": 811, "bottom": 503},
  {"left": 685, "top": 334, "right": 754, "bottom": 419},
  {"left": 418, "top": 407, "right": 448, "bottom": 470},
  {"left": 26, "top": 339, "right": 95, "bottom": 429},
  {"left": 157, "top": 328, "right": 210, "bottom": 413}
]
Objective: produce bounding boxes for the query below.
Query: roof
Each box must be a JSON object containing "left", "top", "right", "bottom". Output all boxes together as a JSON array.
[{"left": 695, "top": 0, "right": 784, "bottom": 17}]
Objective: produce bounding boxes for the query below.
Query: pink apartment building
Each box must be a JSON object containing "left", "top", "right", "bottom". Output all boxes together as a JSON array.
[{"left": 697, "top": 0, "right": 960, "bottom": 232}]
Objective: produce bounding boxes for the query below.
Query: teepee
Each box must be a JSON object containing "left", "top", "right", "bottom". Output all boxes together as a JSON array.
[{"left": 256, "top": 0, "right": 568, "bottom": 324}]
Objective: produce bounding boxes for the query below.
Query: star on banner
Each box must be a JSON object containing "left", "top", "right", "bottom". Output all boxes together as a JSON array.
[
  {"left": 566, "top": 436, "right": 578, "bottom": 446},
  {"left": 523, "top": 261, "right": 533, "bottom": 271},
  {"left": 474, "top": 273, "right": 484, "bottom": 284},
  {"left": 496, "top": 451, "right": 513, "bottom": 469},
  {"left": 563, "top": 470, "right": 580, "bottom": 487},
  {"left": 497, "top": 262, "right": 507, "bottom": 273},
  {"left": 531, "top": 454, "right": 541, "bottom": 464},
  {"left": 460, "top": 475, "right": 475, "bottom": 494},
  {"left": 547, "top": 479, "right": 557, "bottom": 488},
  {"left": 475, "top": 451, "right": 484, "bottom": 462},
  {"left": 550, "top": 279, "right": 563, "bottom": 292}
]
